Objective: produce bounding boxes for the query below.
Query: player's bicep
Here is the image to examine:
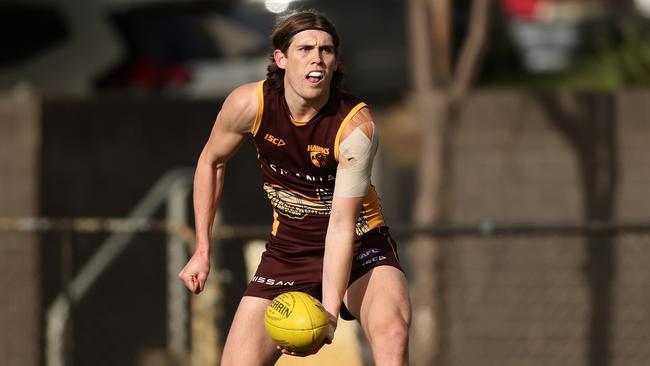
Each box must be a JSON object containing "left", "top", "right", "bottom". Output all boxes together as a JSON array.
[
  {"left": 333, "top": 120, "right": 378, "bottom": 198},
  {"left": 201, "top": 114, "right": 246, "bottom": 166},
  {"left": 200, "top": 84, "right": 258, "bottom": 166}
]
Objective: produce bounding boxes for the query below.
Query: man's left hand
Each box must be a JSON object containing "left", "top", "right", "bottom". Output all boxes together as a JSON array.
[{"left": 277, "top": 313, "right": 337, "bottom": 357}]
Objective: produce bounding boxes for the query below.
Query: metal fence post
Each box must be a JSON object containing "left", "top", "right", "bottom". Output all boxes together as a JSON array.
[
  {"left": 167, "top": 178, "right": 191, "bottom": 363},
  {"left": 45, "top": 296, "right": 70, "bottom": 366},
  {"left": 38, "top": 168, "right": 193, "bottom": 366},
  {"left": 190, "top": 211, "right": 223, "bottom": 366}
]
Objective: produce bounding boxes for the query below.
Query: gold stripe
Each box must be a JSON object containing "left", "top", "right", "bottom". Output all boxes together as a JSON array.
[
  {"left": 290, "top": 116, "right": 308, "bottom": 126},
  {"left": 271, "top": 210, "right": 280, "bottom": 236},
  {"left": 364, "top": 208, "right": 385, "bottom": 231},
  {"left": 362, "top": 186, "right": 385, "bottom": 230},
  {"left": 334, "top": 102, "right": 367, "bottom": 161},
  {"left": 251, "top": 80, "right": 265, "bottom": 136}
]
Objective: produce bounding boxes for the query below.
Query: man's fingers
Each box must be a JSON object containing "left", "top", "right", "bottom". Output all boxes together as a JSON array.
[
  {"left": 198, "top": 273, "right": 207, "bottom": 291},
  {"left": 189, "top": 275, "right": 202, "bottom": 294},
  {"left": 178, "top": 255, "right": 210, "bottom": 294},
  {"left": 178, "top": 271, "right": 208, "bottom": 294},
  {"left": 276, "top": 341, "right": 326, "bottom": 357},
  {"left": 179, "top": 272, "right": 198, "bottom": 293},
  {"left": 193, "top": 273, "right": 207, "bottom": 293}
]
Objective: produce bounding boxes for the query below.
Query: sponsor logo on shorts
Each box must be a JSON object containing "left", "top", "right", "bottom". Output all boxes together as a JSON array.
[
  {"left": 361, "top": 255, "right": 387, "bottom": 267},
  {"left": 357, "top": 248, "right": 382, "bottom": 261},
  {"left": 251, "top": 276, "right": 295, "bottom": 287}
]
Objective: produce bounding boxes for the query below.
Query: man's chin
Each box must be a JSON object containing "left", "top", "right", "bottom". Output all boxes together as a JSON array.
[{"left": 302, "top": 85, "right": 329, "bottom": 99}]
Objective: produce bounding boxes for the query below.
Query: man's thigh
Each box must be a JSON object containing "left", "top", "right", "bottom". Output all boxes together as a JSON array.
[
  {"left": 221, "top": 296, "right": 280, "bottom": 366},
  {"left": 344, "top": 265, "right": 411, "bottom": 332}
]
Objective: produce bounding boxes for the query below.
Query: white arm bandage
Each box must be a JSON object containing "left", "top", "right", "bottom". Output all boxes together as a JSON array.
[{"left": 333, "top": 123, "right": 378, "bottom": 198}]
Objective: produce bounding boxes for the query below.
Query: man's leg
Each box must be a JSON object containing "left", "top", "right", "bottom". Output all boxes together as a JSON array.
[
  {"left": 220, "top": 296, "right": 281, "bottom": 366},
  {"left": 344, "top": 266, "right": 411, "bottom": 366}
]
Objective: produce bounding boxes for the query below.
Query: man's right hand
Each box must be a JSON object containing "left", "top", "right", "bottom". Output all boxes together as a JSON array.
[{"left": 178, "top": 250, "right": 210, "bottom": 294}]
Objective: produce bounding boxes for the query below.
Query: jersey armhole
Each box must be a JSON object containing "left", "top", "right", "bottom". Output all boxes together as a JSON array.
[
  {"left": 333, "top": 102, "right": 368, "bottom": 162},
  {"left": 251, "top": 80, "right": 266, "bottom": 136}
]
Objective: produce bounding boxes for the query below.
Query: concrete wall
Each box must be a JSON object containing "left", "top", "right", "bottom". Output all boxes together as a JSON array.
[{"left": 0, "top": 89, "right": 41, "bottom": 366}]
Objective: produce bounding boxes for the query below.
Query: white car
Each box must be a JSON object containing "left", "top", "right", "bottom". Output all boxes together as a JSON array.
[{"left": 0, "top": 0, "right": 275, "bottom": 98}]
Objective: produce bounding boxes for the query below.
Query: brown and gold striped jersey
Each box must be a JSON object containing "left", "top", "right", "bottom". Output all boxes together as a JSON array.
[{"left": 251, "top": 80, "right": 385, "bottom": 247}]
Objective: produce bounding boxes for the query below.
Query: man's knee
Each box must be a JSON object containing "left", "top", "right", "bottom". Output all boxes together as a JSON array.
[{"left": 369, "top": 316, "right": 410, "bottom": 349}]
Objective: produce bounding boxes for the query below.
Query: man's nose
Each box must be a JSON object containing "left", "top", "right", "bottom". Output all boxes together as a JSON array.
[{"left": 310, "top": 49, "right": 324, "bottom": 64}]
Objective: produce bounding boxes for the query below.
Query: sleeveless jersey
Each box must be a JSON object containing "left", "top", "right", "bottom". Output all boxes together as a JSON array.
[{"left": 251, "top": 80, "right": 385, "bottom": 247}]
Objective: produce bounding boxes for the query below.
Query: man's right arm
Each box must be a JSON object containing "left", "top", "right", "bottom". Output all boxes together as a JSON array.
[{"left": 179, "top": 82, "right": 259, "bottom": 294}]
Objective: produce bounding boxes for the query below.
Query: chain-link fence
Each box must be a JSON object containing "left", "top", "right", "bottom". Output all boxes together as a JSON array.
[
  {"left": 1, "top": 219, "right": 650, "bottom": 366},
  {"left": 392, "top": 224, "right": 650, "bottom": 366}
]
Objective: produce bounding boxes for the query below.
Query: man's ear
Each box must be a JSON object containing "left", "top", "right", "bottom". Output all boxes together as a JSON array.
[{"left": 273, "top": 49, "right": 286, "bottom": 69}]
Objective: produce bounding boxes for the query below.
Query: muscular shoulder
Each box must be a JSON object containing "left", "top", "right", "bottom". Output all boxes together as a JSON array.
[
  {"left": 333, "top": 105, "right": 378, "bottom": 197},
  {"left": 217, "top": 82, "right": 260, "bottom": 135},
  {"left": 341, "top": 106, "right": 374, "bottom": 142},
  {"left": 336, "top": 106, "right": 377, "bottom": 168}
]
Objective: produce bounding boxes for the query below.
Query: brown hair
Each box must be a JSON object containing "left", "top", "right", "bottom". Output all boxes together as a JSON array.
[{"left": 266, "top": 10, "right": 344, "bottom": 90}]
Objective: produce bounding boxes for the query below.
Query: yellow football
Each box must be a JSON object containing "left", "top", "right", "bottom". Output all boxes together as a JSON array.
[{"left": 264, "top": 291, "right": 329, "bottom": 353}]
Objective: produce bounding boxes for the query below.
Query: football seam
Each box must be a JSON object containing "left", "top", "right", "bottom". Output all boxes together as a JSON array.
[
  {"left": 264, "top": 321, "right": 328, "bottom": 332},
  {"left": 297, "top": 294, "right": 315, "bottom": 331}
]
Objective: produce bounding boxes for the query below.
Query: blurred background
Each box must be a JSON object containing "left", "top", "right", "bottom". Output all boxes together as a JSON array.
[{"left": 1, "top": 0, "right": 650, "bottom": 365}]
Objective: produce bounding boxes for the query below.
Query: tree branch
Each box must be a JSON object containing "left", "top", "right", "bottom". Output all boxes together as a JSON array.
[{"left": 450, "top": 0, "right": 492, "bottom": 105}]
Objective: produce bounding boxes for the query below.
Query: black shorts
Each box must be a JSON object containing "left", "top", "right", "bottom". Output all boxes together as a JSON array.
[{"left": 243, "top": 226, "right": 403, "bottom": 320}]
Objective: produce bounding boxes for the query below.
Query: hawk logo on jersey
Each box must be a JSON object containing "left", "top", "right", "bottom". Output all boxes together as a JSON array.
[{"left": 307, "top": 145, "right": 330, "bottom": 167}]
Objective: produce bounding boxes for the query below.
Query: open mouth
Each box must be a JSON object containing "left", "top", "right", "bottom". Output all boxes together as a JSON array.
[{"left": 306, "top": 71, "right": 324, "bottom": 83}]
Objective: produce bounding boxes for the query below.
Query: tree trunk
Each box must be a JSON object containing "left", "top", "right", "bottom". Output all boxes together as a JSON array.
[
  {"left": 406, "top": 0, "right": 491, "bottom": 364},
  {"left": 407, "top": 89, "right": 450, "bottom": 366},
  {"left": 540, "top": 94, "right": 618, "bottom": 366}
]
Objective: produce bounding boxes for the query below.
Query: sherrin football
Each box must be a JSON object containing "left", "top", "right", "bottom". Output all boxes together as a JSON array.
[{"left": 264, "top": 291, "right": 329, "bottom": 353}]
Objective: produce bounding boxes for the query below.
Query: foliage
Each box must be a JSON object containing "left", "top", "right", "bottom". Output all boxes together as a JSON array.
[{"left": 491, "top": 19, "right": 650, "bottom": 91}]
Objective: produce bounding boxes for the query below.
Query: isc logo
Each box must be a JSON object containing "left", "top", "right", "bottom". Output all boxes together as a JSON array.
[{"left": 265, "top": 134, "right": 286, "bottom": 146}]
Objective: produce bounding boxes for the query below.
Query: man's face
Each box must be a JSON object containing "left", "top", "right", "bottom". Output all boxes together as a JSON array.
[{"left": 274, "top": 29, "right": 338, "bottom": 102}]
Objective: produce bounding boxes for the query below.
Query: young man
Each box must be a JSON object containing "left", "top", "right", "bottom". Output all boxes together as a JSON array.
[{"left": 179, "top": 10, "right": 411, "bottom": 366}]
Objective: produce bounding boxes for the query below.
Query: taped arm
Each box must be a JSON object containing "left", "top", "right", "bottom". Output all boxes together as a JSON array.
[
  {"left": 322, "top": 107, "right": 378, "bottom": 327},
  {"left": 333, "top": 111, "right": 378, "bottom": 198}
]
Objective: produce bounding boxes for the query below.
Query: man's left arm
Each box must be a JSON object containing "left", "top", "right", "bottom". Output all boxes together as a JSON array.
[{"left": 322, "top": 107, "right": 378, "bottom": 338}]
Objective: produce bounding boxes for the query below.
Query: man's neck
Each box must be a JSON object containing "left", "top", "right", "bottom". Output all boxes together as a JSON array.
[{"left": 283, "top": 86, "right": 331, "bottom": 123}]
